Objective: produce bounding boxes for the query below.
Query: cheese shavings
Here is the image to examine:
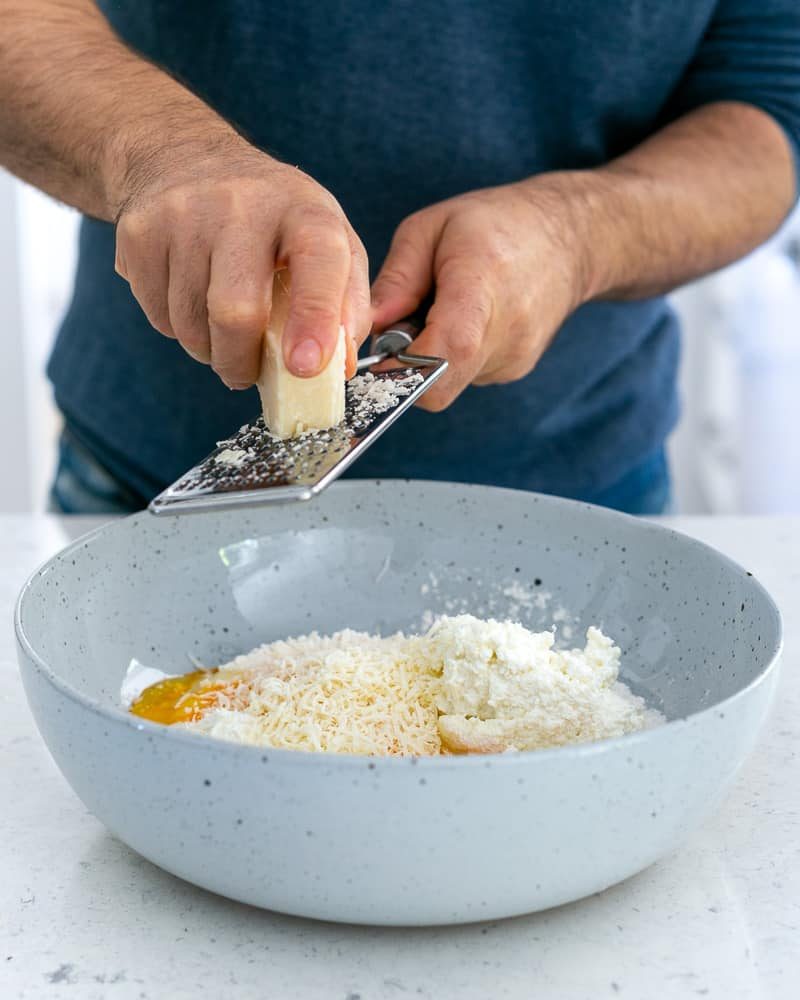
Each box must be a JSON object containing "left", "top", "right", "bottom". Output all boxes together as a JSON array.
[
  {"left": 214, "top": 447, "right": 250, "bottom": 468},
  {"left": 185, "top": 629, "right": 442, "bottom": 756}
]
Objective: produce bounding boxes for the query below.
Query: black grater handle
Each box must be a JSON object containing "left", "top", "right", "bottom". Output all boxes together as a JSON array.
[
  {"left": 378, "top": 307, "right": 426, "bottom": 343},
  {"left": 361, "top": 300, "right": 434, "bottom": 369}
]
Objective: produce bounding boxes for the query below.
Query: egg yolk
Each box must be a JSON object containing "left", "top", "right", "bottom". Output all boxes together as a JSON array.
[{"left": 129, "top": 668, "right": 244, "bottom": 725}]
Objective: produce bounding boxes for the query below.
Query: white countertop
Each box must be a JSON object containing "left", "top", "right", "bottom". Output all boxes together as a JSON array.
[{"left": 2, "top": 514, "right": 799, "bottom": 1000}]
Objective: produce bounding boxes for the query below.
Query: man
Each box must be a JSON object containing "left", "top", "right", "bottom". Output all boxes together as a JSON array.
[{"left": 1, "top": 1, "right": 798, "bottom": 514}]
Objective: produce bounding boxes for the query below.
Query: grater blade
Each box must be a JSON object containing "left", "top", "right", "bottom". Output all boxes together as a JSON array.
[{"left": 149, "top": 332, "right": 447, "bottom": 515}]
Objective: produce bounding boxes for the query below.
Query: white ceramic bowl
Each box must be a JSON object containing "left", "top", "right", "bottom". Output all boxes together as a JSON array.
[{"left": 15, "top": 482, "right": 782, "bottom": 925}]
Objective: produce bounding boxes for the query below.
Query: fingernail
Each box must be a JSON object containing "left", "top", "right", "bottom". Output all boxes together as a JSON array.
[
  {"left": 227, "top": 382, "right": 252, "bottom": 391},
  {"left": 289, "top": 338, "right": 322, "bottom": 376}
]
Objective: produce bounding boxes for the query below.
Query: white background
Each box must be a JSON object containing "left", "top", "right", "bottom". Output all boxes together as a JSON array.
[{"left": 1, "top": 169, "right": 799, "bottom": 514}]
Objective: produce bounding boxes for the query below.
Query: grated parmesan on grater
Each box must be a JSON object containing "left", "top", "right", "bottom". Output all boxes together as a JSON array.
[
  {"left": 214, "top": 447, "right": 251, "bottom": 468},
  {"left": 346, "top": 370, "right": 422, "bottom": 432},
  {"left": 185, "top": 369, "right": 424, "bottom": 491}
]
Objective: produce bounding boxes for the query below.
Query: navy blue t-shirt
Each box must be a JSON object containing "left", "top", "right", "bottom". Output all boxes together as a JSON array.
[{"left": 48, "top": 1, "right": 800, "bottom": 500}]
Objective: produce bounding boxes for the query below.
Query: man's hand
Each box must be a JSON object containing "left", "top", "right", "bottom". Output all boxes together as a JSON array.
[
  {"left": 115, "top": 136, "right": 368, "bottom": 388},
  {"left": 369, "top": 179, "right": 590, "bottom": 411},
  {"left": 371, "top": 102, "right": 796, "bottom": 413}
]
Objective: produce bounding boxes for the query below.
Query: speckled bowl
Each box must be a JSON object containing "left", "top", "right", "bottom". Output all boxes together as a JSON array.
[{"left": 15, "top": 481, "right": 782, "bottom": 925}]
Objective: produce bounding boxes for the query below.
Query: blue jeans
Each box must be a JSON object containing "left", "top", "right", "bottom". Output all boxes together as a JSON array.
[
  {"left": 49, "top": 428, "right": 149, "bottom": 515},
  {"left": 577, "top": 447, "right": 671, "bottom": 515},
  {"left": 49, "top": 428, "right": 671, "bottom": 516}
]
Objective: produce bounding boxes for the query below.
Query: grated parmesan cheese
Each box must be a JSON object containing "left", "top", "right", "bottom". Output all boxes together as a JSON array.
[
  {"left": 185, "top": 629, "right": 443, "bottom": 756},
  {"left": 214, "top": 447, "right": 250, "bottom": 468},
  {"left": 347, "top": 370, "right": 422, "bottom": 430}
]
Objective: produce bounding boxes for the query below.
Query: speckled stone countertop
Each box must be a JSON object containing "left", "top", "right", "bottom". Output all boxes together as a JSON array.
[{"left": 2, "top": 514, "right": 799, "bottom": 1000}]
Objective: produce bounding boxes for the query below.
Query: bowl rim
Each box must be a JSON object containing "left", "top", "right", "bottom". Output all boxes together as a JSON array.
[{"left": 14, "top": 479, "right": 784, "bottom": 770}]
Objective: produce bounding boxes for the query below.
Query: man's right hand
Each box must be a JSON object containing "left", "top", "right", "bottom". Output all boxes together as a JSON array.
[
  {"left": 1, "top": 2, "right": 368, "bottom": 388},
  {"left": 114, "top": 134, "right": 369, "bottom": 388}
]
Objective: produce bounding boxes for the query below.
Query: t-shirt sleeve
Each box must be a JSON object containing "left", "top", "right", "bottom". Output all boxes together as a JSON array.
[{"left": 665, "top": 0, "right": 800, "bottom": 195}]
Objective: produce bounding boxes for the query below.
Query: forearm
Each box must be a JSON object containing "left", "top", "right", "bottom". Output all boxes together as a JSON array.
[
  {"left": 0, "top": 0, "right": 241, "bottom": 220},
  {"left": 529, "top": 101, "right": 797, "bottom": 303}
]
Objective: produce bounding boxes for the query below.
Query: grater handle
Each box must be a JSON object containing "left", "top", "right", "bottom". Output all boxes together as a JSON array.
[
  {"left": 358, "top": 309, "right": 436, "bottom": 371},
  {"left": 378, "top": 311, "right": 424, "bottom": 345}
]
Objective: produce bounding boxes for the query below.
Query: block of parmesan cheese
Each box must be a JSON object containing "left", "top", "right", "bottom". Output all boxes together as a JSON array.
[{"left": 256, "top": 270, "right": 346, "bottom": 439}]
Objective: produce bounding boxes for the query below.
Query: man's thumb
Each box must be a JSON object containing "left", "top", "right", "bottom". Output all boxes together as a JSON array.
[{"left": 371, "top": 214, "right": 436, "bottom": 328}]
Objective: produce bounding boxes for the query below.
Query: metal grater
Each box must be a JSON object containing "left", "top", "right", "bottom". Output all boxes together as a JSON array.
[{"left": 149, "top": 320, "right": 447, "bottom": 515}]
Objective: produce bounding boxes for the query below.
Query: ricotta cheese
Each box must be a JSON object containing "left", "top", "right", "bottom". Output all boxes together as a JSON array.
[{"left": 432, "top": 616, "right": 662, "bottom": 753}]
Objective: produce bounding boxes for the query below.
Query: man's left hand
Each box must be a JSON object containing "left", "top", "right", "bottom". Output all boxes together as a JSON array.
[{"left": 370, "top": 177, "right": 592, "bottom": 411}]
